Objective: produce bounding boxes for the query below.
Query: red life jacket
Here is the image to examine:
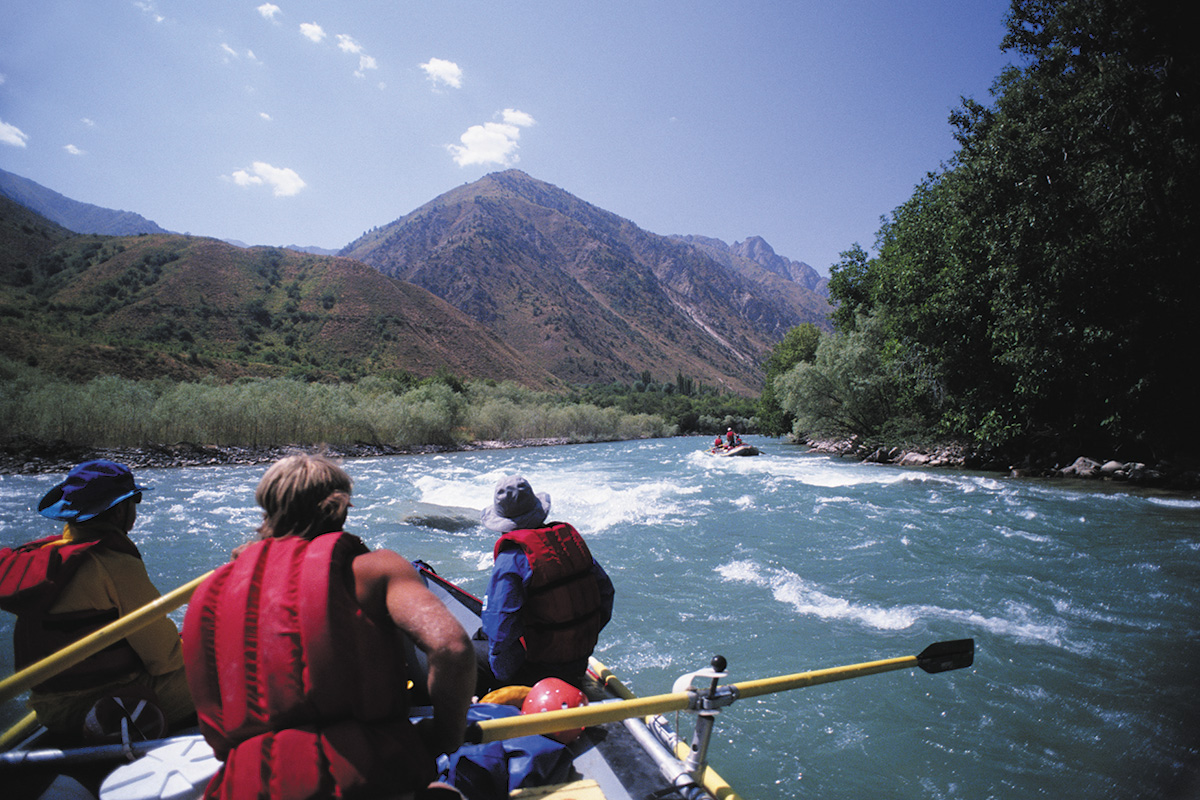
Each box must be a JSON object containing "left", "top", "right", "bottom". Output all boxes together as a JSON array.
[
  {"left": 182, "top": 531, "right": 434, "bottom": 798},
  {"left": 0, "top": 535, "right": 143, "bottom": 692},
  {"left": 493, "top": 523, "right": 605, "bottom": 664}
]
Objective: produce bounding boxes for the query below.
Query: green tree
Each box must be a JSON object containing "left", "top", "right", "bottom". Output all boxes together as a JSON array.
[
  {"left": 757, "top": 323, "right": 822, "bottom": 436},
  {"left": 774, "top": 313, "right": 900, "bottom": 440},
  {"left": 827, "top": 0, "right": 1199, "bottom": 459},
  {"left": 826, "top": 244, "right": 874, "bottom": 333}
]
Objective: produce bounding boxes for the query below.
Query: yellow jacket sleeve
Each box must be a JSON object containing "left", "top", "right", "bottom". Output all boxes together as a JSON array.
[{"left": 49, "top": 547, "right": 185, "bottom": 678}]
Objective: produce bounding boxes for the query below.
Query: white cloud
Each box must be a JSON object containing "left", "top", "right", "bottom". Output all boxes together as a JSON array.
[
  {"left": 257, "top": 3, "right": 281, "bottom": 21},
  {"left": 336, "top": 34, "right": 363, "bottom": 54},
  {"left": 133, "top": 1, "right": 165, "bottom": 23},
  {"left": 502, "top": 108, "right": 535, "bottom": 127},
  {"left": 64, "top": 144, "right": 85, "bottom": 156},
  {"left": 420, "top": 58, "right": 462, "bottom": 89},
  {"left": 299, "top": 23, "right": 326, "bottom": 43},
  {"left": 0, "top": 118, "right": 29, "bottom": 147},
  {"left": 334, "top": 35, "right": 378, "bottom": 77},
  {"left": 221, "top": 43, "right": 238, "bottom": 59},
  {"left": 259, "top": 112, "right": 272, "bottom": 121},
  {"left": 229, "top": 162, "right": 306, "bottom": 197},
  {"left": 355, "top": 55, "right": 377, "bottom": 77},
  {"left": 446, "top": 110, "right": 535, "bottom": 167},
  {"left": 82, "top": 118, "right": 96, "bottom": 127}
]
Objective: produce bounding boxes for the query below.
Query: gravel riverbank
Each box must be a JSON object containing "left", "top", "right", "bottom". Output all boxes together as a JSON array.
[{"left": 0, "top": 436, "right": 574, "bottom": 476}]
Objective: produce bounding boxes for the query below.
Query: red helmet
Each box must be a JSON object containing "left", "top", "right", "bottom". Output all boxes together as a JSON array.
[{"left": 521, "top": 677, "right": 588, "bottom": 744}]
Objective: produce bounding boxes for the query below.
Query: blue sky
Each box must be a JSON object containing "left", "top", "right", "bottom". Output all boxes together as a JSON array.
[{"left": 0, "top": 1, "right": 1015, "bottom": 275}]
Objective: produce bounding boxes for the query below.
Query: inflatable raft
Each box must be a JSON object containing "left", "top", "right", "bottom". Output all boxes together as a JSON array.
[
  {"left": 1, "top": 561, "right": 973, "bottom": 800},
  {"left": 708, "top": 444, "right": 759, "bottom": 456}
]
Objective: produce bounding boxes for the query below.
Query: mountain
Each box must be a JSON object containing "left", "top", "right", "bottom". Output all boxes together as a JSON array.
[
  {"left": 672, "top": 234, "right": 829, "bottom": 296},
  {"left": 2, "top": 168, "right": 834, "bottom": 395},
  {"left": 342, "top": 170, "right": 832, "bottom": 395},
  {"left": 284, "top": 245, "right": 340, "bottom": 256},
  {"left": 0, "top": 168, "right": 171, "bottom": 236},
  {"left": 0, "top": 195, "right": 557, "bottom": 387}
]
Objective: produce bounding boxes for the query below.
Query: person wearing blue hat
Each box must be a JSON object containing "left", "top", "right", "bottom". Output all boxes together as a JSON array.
[
  {"left": 0, "top": 460, "right": 194, "bottom": 739},
  {"left": 480, "top": 475, "right": 614, "bottom": 689}
]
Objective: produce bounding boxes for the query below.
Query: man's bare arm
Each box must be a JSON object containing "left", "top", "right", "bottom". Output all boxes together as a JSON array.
[{"left": 353, "top": 550, "right": 475, "bottom": 754}]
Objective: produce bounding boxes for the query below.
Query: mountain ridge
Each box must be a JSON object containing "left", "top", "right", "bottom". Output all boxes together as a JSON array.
[
  {"left": 0, "top": 168, "right": 171, "bottom": 237},
  {"left": 341, "top": 170, "right": 831, "bottom": 394}
]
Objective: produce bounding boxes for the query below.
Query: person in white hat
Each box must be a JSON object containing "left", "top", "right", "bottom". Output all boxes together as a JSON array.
[{"left": 480, "top": 475, "right": 614, "bottom": 688}]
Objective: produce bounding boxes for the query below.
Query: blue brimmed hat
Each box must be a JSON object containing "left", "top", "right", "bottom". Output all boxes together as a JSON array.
[
  {"left": 38, "top": 460, "right": 150, "bottom": 522},
  {"left": 481, "top": 475, "right": 550, "bottom": 532}
]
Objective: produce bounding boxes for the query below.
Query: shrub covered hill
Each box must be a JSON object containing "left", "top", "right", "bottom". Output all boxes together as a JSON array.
[
  {"left": 0, "top": 193, "right": 557, "bottom": 387},
  {"left": 341, "top": 170, "right": 831, "bottom": 395}
]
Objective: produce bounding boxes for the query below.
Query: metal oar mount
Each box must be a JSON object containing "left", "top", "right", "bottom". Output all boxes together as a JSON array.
[{"left": 467, "top": 639, "right": 975, "bottom": 744}]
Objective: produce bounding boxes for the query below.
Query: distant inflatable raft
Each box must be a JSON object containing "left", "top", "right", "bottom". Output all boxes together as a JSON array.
[{"left": 709, "top": 444, "right": 760, "bottom": 457}]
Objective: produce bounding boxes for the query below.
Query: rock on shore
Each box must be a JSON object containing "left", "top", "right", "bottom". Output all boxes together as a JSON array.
[{"left": 801, "top": 436, "right": 1200, "bottom": 491}]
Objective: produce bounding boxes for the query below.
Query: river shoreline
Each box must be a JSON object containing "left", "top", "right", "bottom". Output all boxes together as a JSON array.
[
  {"left": 801, "top": 435, "right": 1200, "bottom": 493},
  {"left": 4, "top": 434, "right": 1198, "bottom": 494},
  {"left": 0, "top": 436, "right": 575, "bottom": 476}
]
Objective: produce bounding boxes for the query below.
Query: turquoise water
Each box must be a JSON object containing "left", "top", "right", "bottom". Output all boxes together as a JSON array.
[{"left": 2, "top": 437, "right": 1198, "bottom": 799}]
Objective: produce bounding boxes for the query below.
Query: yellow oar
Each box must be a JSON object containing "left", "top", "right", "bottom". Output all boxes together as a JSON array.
[
  {"left": 0, "top": 711, "right": 40, "bottom": 752},
  {"left": 0, "top": 570, "right": 214, "bottom": 707},
  {"left": 470, "top": 639, "right": 974, "bottom": 743}
]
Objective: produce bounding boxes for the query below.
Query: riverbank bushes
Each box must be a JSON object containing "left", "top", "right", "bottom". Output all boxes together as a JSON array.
[{"left": 0, "top": 358, "right": 674, "bottom": 449}]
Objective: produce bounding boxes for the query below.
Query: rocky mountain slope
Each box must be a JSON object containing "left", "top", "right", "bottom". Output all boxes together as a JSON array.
[{"left": 342, "top": 170, "right": 831, "bottom": 395}]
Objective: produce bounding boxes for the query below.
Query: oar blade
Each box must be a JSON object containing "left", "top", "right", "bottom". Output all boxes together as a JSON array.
[{"left": 916, "top": 639, "right": 974, "bottom": 673}]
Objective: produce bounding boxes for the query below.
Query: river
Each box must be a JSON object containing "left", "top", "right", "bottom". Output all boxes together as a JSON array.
[{"left": 2, "top": 436, "right": 1198, "bottom": 798}]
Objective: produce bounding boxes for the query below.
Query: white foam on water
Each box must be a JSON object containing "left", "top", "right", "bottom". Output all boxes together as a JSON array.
[
  {"left": 716, "top": 559, "right": 917, "bottom": 630},
  {"left": 412, "top": 473, "right": 494, "bottom": 510},
  {"left": 716, "top": 559, "right": 1077, "bottom": 650},
  {"left": 459, "top": 548, "right": 493, "bottom": 573},
  {"left": 847, "top": 538, "right": 881, "bottom": 550},
  {"left": 1051, "top": 597, "right": 1151, "bottom": 629},
  {"left": 1147, "top": 497, "right": 1200, "bottom": 510},
  {"left": 693, "top": 449, "right": 915, "bottom": 489},
  {"left": 998, "top": 526, "right": 1052, "bottom": 544}
]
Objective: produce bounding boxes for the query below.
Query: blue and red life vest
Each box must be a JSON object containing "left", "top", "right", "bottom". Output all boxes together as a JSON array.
[
  {"left": 493, "top": 523, "right": 605, "bottom": 665},
  {"left": 182, "top": 531, "right": 434, "bottom": 798},
  {"left": 0, "top": 534, "right": 143, "bottom": 691}
]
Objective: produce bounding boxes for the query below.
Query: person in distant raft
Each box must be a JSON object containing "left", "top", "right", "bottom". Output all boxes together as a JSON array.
[
  {"left": 480, "top": 475, "right": 614, "bottom": 689},
  {"left": 182, "top": 453, "right": 475, "bottom": 799},
  {"left": 0, "top": 460, "right": 194, "bottom": 740}
]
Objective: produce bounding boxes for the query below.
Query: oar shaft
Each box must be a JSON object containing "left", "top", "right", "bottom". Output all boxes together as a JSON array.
[
  {"left": 476, "top": 651, "right": 936, "bottom": 742},
  {"left": 0, "top": 711, "right": 40, "bottom": 753},
  {"left": 0, "top": 570, "right": 214, "bottom": 705},
  {"left": 473, "top": 691, "right": 692, "bottom": 743},
  {"left": 731, "top": 655, "right": 917, "bottom": 699}
]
